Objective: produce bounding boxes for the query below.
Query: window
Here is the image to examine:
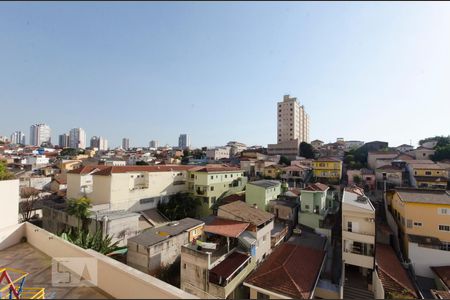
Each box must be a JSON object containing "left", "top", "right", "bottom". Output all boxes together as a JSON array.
[
  {"left": 225, "top": 175, "right": 227, "bottom": 178},
  {"left": 348, "top": 221, "right": 352, "bottom": 232},
  {"left": 425, "top": 171, "right": 432, "bottom": 176},
  {"left": 305, "top": 204, "right": 310, "bottom": 210},
  {"left": 438, "top": 208, "right": 448, "bottom": 215},
  {"left": 190, "top": 174, "right": 194, "bottom": 179},
  {"left": 407, "top": 219, "right": 412, "bottom": 228},
  {"left": 439, "top": 225, "right": 450, "bottom": 232},
  {"left": 210, "top": 175, "right": 213, "bottom": 180},
  {"left": 231, "top": 174, "right": 233, "bottom": 178},
  {"left": 183, "top": 263, "right": 187, "bottom": 269},
  {"left": 210, "top": 186, "right": 214, "bottom": 191},
  {"left": 413, "top": 222, "right": 422, "bottom": 227}
]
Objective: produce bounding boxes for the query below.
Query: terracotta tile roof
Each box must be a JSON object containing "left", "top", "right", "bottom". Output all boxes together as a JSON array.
[
  {"left": 67, "top": 165, "right": 110, "bottom": 175},
  {"left": 218, "top": 201, "right": 273, "bottom": 227},
  {"left": 204, "top": 217, "right": 250, "bottom": 238},
  {"left": 245, "top": 243, "right": 325, "bottom": 299},
  {"left": 431, "top": 289, "right": 450, "bottom": 299},
  {"left": 221, "top": 193, "right": 246, "bottom": 204},
  {"left": 409, "top": 163, "right": 445, "bottom": 170},
  {"left": 304, "top": 182, "right": 329, "bottom": 192},
  {"left": 209, "top": 252, "right": 251, "bottom": 284},
  {"left": 431, "top": 266, "right": 450, "bottom": 289},
  {"left": 54, "top": 174, "right": 67, "bottom": 184},
  {"left": 344, "top": 185, "right": 365, "bottom": 196},
  {"left": 282, "top": 165, "right": 310, "bottom": 171},
  {"left": 91, "top": 165, "right": 194, "bottom": 176},
  {"left": 376, "top": 243, "right": 417, "bottom": 298}
]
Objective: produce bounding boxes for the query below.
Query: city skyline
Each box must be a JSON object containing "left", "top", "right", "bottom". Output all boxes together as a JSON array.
[{"left": 1, "top": 2, "right": 450, "bottom": 147}]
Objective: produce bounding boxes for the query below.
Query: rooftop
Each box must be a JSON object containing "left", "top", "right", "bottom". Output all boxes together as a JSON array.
[
  {"left": 209, "top": 252, "right": 251, "bottom": 285},
  {"left": 303, "top": 182, "right": 329, "bottom": 192},
  {"left": 248, "top": 180, "right": 280, "bottom": 189},
  {"left": 91, "top": 165, "right": 194, "bottom": 176},
  {"left": 218, "top": 201, "right": 273, "bottom": 227},
  {"left": 269, "top": 198, "right": 299, "bottom": 209},
  {"left": 396, "top": 189, "right": 450, "bottom": 205},
  {"left": 314, "top": 157, "right": 342, "bottom": 162},
  {"left": 342, "top": 188, "right": 375, "bottom": 211},
  {"left": 245, "top": 243, "right": 325, "bottom": 299},
  {"left": 204, "top": 217, "right": 249, "bottom": 238},
  {"left": 128, "top": 218, "right": 204, "bottom": 247},
  {"left": 375, "top": 243, "right": 417, "bottom": 298},
  {"left": 376, "top": 165, "right": 402, "bottom": 171},
  {"left": 431, "top": 266, "right": 450, "bottom": 289}
]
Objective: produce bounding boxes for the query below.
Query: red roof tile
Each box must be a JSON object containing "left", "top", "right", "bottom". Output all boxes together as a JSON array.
[
  {"left": 431, "top": 266, "right": 450, "bottom": 289},
  {"left": 245, "top": 243, "right": 325, "bottom": 299},
  {"left": 67, "top": 165, "right": 110, "bottom": 174},
  {"left": 210, "top": 252, "right": 251, "bottom": 284},
  {"left": 304, "top": 182, "right": 329, "bottom": 192},
  {"left": 204, "top": 217, "right": 249, "bottom": 238},
  {"left": 376, "top": 243, "right": 417, "bottom": 298},
  {"left": 91, "top": 165, "right": 195, "bottom": 176}
]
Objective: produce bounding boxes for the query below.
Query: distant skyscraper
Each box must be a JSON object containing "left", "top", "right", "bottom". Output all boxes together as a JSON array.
[
  {"left": 178, "top": 134, "right": 190, "bottom": 149},
  {"left": 277, "top": 95, "right": 310, "bottom": 144},
  {"left": 91, "top": 136, "right": 108, "bottom": 151},
  {"left": 10, "top": 131, "right": 25, "bottom": 145},
  {"left": 122, "top": 138, "right": 130, "bottom": 150},
  {"left": 30, "top": 124, "right": 51, "bottom": 146},
  {"left": 149, "top": 140, "right": 159, "bottom": 148},
  {"left": 58, "top": 133, "right": 70, "bottom": 148},
  {"left": 69, "top": 128, "right": 86, "bottom": 149}
]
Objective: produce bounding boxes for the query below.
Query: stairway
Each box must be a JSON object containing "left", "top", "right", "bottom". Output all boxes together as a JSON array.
[{"left": 343, "top": 286, "right": 374, "bottom": 299}]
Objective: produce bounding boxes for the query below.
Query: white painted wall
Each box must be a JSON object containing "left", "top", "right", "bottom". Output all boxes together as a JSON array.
[
  {"left": 0, "top": 179, "right": 20, "bottom": 229},
  {"left": 408, "top": 242, "right": 450, "bottom": 277}
]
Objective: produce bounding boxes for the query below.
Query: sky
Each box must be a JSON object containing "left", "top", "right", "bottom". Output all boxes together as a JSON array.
[{"left": 1, "top": 1, "right": 450, "bottom": 148}]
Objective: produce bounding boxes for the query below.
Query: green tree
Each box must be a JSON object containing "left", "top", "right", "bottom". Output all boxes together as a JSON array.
[
  {"left": 432, "top": 144, "right": 450, "bottom": 161},
  {"left": 66, "top": 197, "right": 92, "bottom": 231},
  {"left": 299, "top": 142, "right": 315, "bottom": 159},
  {"left": 279, "top": 156, "right": 291, "bottom": 166},
  {"left": 60, "top": 228, "right": 121, "bottom": 255},
  {"left": 0, "top": 161, "right": 14, "bottom": 180},
  {"left": 60, "top": 148, "right": 79, "bottom": 157},
  {"left": 353, "top": 175, "right": 362, "bottom": 185},
  {"left": 158, "top": 193, "right": 201, "bottom": 220},
  {"left": 419, "top": 135, "right": 450, "bottom": 147}
]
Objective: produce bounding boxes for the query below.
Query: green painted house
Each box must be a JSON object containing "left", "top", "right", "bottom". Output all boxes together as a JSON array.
[{"left": 246, "top": 180, "right": 281, "bottom": 212}]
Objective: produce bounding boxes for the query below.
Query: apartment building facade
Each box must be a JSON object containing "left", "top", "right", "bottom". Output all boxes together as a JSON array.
[{"left": 312, "top": 157, "right": 343, "bottom": 183}]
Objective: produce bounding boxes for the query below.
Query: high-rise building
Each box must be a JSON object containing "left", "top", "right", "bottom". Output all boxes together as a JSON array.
[
  {"left": 178, "top": 134, "right": 190, "bottom": 149},
  {"left": 30, "top": 124, "right": 51, "bottom": 146},
  {"left": 10, "top": 131, "right": 25, "bottom": 145},
  {"left": 122, "top": 138, "right": 130, "bottom": 150},
  {"left": 58, "top": 134, "right": 69, "bottom": 148},
  {"left": 90, "top": 136, "right": 108, "bottom": 151},
  {"left": 268, "top": 95, "right": 310, "bottom": 159},
  {"left": 277, "top": 94, "right": 310, "bottom": 144},
  {"left": 149, "top": 140, "right": 159, "bottom": 149},
  {"left": 69, "top": 128, "right": 86, "bottom": 149}
]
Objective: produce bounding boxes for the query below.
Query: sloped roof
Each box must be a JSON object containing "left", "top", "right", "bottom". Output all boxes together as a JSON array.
[
  {"left": 396, "top": 189, "right": 450, "bottom": 205},
  {"left": 431, "top": 266, "right": 450, "bottom": 289},
  {"left": 245, "top": 243, "right": 325, "bottom": 299},
  {"left": 304, "top": 182, "right": 329, "bottom": 192},
  {"left": 376, "top": 243, "right": 417, "bottom": 298},
  {"left": 204, "top": 217, "right": 249, "bottom": 238},
  {"left": 218, "top": 201, "right": 273, "bottom": 227},
  {"left": 248, "top": 180, "right": 280, "bottom": 189},
  {"left": 91, "top": 165, "right": 194, "bottom": 176},
  {"left": 67, "top": 165, "right": 110, "bottom": 175}
]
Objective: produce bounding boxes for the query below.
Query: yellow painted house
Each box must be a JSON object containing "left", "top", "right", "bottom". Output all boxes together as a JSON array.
[
  {"left": 263, "top": 164, "right": 282, "bottom": 179},
  {"left": 312, "top": 157, "right": 343, "bottom": 183},
  {"left": 389, "top": 188, "right": 450, "bottom": 257},
  {"left": 407, "top": 161, "right": 448, "bottom": 190}
]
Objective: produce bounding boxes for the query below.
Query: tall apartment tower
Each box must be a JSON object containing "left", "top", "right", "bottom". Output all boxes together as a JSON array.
[
  {"left": 30, "top": 124, "right": 51, "bottom": 146},
  {"left": 122, "top": 138, "right": 130, "bottom": 150},
  {"left": 69, "top": 128, "right": 86, "bottom": 149},
  {"left": 10, "top": 131, "right": 25, "bottom": 145},
  {"left": 277, "top": 95, "right": 310, "bottom": 144},
  {"left": 178, "top": 134, "right": 190, "bottom": 149},
  {"left": 90, "top": 136, "right": 108, "bottom": 151},
  {"left": 149, "top": 140, "right": 159, "bottom": 149},
  {"left": 58, "top": 133, "right": 69, "bottom": 148}
]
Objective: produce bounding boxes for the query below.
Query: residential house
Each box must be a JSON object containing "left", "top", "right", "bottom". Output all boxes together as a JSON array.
[
  {"left": 57, "top": 160, "right": 83, "bottom": 173},
  {"left": 389, "top": 188, "right": 450, "bottom": 277},
  {"left": 311, "top": 139, "right": 324, "bottom": 149},
  {"left": 407, "top": 161, "right": 447, "bottom": 189},
  {"left": 180, "top": 217, "right": 255, "bottom": 299},
  {"left": 245, "top": 180, "right": 281, "bottom": 212},
  {"left": 375, "top": 165, "right": 403, "bottom": 189},
  {"left": 373, "top": 243, "right": 418, "bottom": 299},
  {"left": 244, "top": 243, "right": 326, "bottom": 299},
  {"left": 367, "top": 151, "right": 399, "bottom": 170},
  {"left": 342, "top": 186, "right": 376, "bottom": 293},
  {"left": 281, "top": 164, "right": 311, "bottom": 188},
  {"left": 414, "top": 146, "right": 436, "bottom": 160},
  {"left": 206, "top": 147, "right": 231, "bottom": 161},
  {"left": 347, "top": 169, "right": 376, "bottom": 190},
  {"left": 396, "top": 144, "right": 415, "bottom": 153},
  {"left": 299, "top": 183, "right": 333, "bottom": 230},
  {"left": 217, "top": 201, "right": 274, "bottom": 264},
  {"left": 127, "top": 218, "right": 204, "bottom": 275},
  {"left": 263, "top": 164, "right": 282, "bottom": 179},
  {"left": 268, "top": 198, "right": 299, "bottom": 248},
  {"left": 50, "top": 174, "right": 67, "bottom": 192},
  {"left": 312, "top": 157, "right": 343, "bottom": 184},
  {"left": 187, "top": 165, "right": 247, "bottom": 216}
]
